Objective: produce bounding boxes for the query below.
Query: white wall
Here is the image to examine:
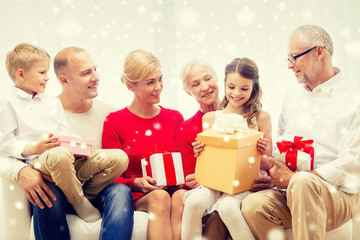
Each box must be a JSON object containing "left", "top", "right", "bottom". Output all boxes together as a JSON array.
[{"left": 1, "top": 0, "right": 359, "bottom": 136}]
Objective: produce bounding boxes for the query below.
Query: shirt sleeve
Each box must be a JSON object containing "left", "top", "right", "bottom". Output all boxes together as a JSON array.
[
  {"left": 315, "top": 107, "right": 360, "bottom": 193},
  {"left": 102, "top": 113, "right": 123, "bottom": 149},
  {"left": 0, "top": 156, "right": 28, "bottom": 181},
  {"left": 0, "top": 100, "right": 28, "bottom": 159},
  {"left": 176, "top": 124, "right": 196, "bottom": 177}
]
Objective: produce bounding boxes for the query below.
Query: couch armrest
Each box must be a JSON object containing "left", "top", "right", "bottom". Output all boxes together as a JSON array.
[{"left": 0, "top": 175, "right": 31, "bottom": 240}]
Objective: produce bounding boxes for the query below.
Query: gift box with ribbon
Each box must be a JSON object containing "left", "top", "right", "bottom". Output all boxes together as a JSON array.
[
  {"left": 274, "top": 136, "right": 315, "bottom": 171},
  {"left": 141, "top": 152, "right": 185, "bottom": 186},
  {"left": 58, "top": 135, "right": 92, "bottom": 157}
]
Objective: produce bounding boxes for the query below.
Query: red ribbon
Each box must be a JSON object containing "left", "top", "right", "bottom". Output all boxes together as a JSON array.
[
  {"left": 144, "top": 153, "right": 178, "bottom": 186},
  {"left": 276, "top": 136, "right": 314, "bottom": 171}
]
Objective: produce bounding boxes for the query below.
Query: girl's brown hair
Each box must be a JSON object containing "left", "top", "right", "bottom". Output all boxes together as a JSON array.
[{"left": 220, "top": 58, "right": 262, "bottom": 128}]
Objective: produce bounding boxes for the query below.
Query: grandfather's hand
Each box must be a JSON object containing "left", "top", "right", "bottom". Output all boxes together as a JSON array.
[
  {"left": 134, "top": 176, "right": 163, "bottom": 194},
  {"left": 251, "top": 175, "right": 274, "bottom": 192},
  {"left": 185, "top": 173, "right": 199, "bottom": 189},
  {"left": 18, "top": 166, "right": 56, "bottom": 209},
  {"left": 269, "top": 157, "right": 295, "bottom": 189}
]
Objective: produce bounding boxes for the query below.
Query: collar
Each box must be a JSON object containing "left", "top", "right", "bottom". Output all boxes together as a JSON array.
[
  {"left": 304, "top": 67, "right": 341, "bottom": 96},
  {"left": 12, "top": 86, "right": 45, "bottom": 101}
]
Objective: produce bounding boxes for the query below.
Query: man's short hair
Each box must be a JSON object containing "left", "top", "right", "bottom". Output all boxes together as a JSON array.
[
  {"left": 54, "top": 47, "right": 85, "bottom": 79},
  {"left": 5, "top": 43, "right": 50, "bottom": 82}
]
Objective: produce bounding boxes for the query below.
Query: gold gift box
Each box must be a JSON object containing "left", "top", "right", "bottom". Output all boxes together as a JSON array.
[{"left": 195, "top": 128, "right": 263, "bottom": 194}]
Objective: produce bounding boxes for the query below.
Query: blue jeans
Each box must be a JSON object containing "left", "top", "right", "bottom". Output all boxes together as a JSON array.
[{"left": 33, "top": 181, "right": 134, "bottom": 240}]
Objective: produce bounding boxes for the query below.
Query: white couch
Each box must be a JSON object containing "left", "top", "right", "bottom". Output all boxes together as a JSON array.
[{"left": 1, "top": 174, "right": 359, "bottom": 240}]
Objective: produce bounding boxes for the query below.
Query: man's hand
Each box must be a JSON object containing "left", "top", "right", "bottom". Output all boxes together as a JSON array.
[
  {"left": 269, "top": 157, "right": 295, "bottom": 189},
  {"left": 251, "top": 175, "right": 274, "bottom": 192},
  {"left": 18, "top": 166, "right": 56, "bottom": 209},
  {"left": 185, "top": 173, "right": 199, "bottom": 189},
  {"left": 133, "top": 176, "right": 163, "bottom": 194}
]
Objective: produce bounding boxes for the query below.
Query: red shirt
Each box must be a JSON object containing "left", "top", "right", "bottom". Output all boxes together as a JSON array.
[
  {"left": 102, "top": 106, "right": 184, "bottom": 201},
  {"left": 175, "top": 111, "right": 204, "bottom": 177}
]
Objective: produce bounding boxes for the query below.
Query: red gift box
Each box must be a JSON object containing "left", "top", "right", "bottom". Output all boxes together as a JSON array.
[
  {"left": 275, "top": 136, "right": 315, "bottom": 171},
  {"left": 58, "top": 135, "right": 92, "bottom": 157},
  {"left": 141, "top": 152, "right": 185, "bottom": 186}
]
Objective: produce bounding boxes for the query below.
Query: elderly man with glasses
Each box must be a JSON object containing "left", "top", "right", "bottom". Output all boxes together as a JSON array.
[{"left": 241, "top": 25, "right": 360, "bottom": 240}]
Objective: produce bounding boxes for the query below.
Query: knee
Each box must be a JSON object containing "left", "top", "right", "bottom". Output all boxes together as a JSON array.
[
  {"left": 218, "top": 197, "right": 238, "bottom": 218},
  {"left": 185, "top": 189, "right": 208, "bottom": 211},
  {"left": 288, "top": 171, "right": 318, "bottom": 195},
  {"left": 46, "top": 147, "right": 74, "bottom": 168},
  {"left": 104, "top": 183, "right": 132, "bottom": 201},
  {"left": 100, "top": 149, "right": 129, "bottom": 174},
  {"left": 148, "top": 190, "right": 171, "bottom": 212},
  {"left": 171, "top": 189, "right": 186, "bottom": 214},
  {"left": 241, "top": 192, "right": 267, "bottom": 220}
]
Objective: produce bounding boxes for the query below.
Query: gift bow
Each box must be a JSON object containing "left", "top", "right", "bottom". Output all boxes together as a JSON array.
[{"left": 276, "top": 136, "right": 314, "bottom": 171}]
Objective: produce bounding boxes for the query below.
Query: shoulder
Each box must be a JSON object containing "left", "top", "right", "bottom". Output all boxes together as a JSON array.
[
  {"left": 202, "top": 111, "right": 216, "bottom": 130},
  {"left": 106, "top": 107, "right": 128, "bottom": 120},
  {"left": 177, "top": 111, "right": 203, "bottom": 130},
  {"left": 257, "top": 111, "right": 271, "bottom": 122},
  {"left": 160, "top": 106, "right": 184, "bottom": 121}
]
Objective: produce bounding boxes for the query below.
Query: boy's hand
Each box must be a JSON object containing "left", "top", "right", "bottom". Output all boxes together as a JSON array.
[
  {"left": 18, "top": 166, "right": 56, "bottom": 209},
  {"left": 269, "top": 158, "right": 295, "bottom": 189},
  {"left": 192, "top": 140, "right": 204, "bottom": 158},
  {"left": 22, "top": 133, "right": 60, "bottom": 157}
]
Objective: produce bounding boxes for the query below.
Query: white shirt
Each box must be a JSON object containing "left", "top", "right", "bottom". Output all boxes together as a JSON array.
[
  {"left": 0, "top": 87, "right": 71, "bottom": 163},
  {"left": 64, "top": 99, "right": 116, "bottom": 149},
  {"left": 278, "top": 69, "right": 360, "bottom": 194}
]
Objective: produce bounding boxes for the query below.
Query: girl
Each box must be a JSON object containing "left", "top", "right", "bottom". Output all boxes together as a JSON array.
[
  {"left": 181, "top": 57, "right": 273, "bottom": 240},
  {"left": 102, "top": 49, "right": 184, "bottom": 240}
]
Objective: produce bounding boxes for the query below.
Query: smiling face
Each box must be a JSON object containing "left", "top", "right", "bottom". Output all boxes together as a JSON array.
[
  {"left": 19, "top": 60, "right": 50, "bottom": 97},
  {"left": 288, "top": 36, "right": 321, "bottom": 89},
  {"left": 224, "top": 72, "right": 253, "bottom": 110},
  {"left": 66, "top": 51, "right": 99, "bottom": 100},
  {"left": 130, "top": 66, "right": 163, "bottom": 105},
  {"left": 185, "top": 64, "right": 219, "bottom": 108}
]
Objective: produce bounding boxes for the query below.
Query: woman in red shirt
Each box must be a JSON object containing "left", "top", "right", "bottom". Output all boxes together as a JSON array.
[
  {"left": 102, "top": 49, "right": 184, "bottom": 240},
  {"left": 176, "top": 59, "right": 230, "bottom": 240}
]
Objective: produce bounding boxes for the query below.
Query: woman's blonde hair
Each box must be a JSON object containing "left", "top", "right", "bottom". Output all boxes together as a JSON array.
[
  {"left": 121, "top": 49, "right": 160, "bottom": 84},
  {"left": 6, "top": 43, "right": 50, "bottom": 82},
  {"left": 221, "top": 57, "right": 262, "bottom": 128}
]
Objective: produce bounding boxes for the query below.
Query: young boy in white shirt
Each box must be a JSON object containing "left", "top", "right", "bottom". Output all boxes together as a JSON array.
[{"left": 0, "top": 43, "right": 126, "bottom": 223}]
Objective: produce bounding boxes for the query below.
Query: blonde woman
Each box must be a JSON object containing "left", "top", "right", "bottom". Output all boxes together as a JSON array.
[{"left": 102, "top": 49, "right": 184, "bottom": 240}]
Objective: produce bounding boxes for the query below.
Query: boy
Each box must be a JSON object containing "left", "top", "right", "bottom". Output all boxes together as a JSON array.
[{"left": 0, "top": 43, "right": 124, "bottom": 223}]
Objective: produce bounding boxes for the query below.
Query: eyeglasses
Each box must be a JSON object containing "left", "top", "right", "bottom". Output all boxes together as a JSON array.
[{"left": 286, "top": 46, "right": 318, "bottom": 65}]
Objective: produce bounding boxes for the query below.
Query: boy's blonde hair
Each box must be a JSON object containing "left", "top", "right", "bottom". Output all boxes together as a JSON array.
[
  {"left": 5, "top": 43, "right": 50, "bottom": 82},
  {"left": 121, "top": 49, "right": 160, "bottom": 84}
]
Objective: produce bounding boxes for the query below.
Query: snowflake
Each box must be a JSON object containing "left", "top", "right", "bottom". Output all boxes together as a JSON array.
[
  {"left": 223, "top": 136, "right": 230, "bottom": 142},
  {"left": 70, "top": 141, "right": 76, "bottom": 147},
  {"left": 145, "top": 130, "right": 152, "bottom": 136},
  {"left": 202, "top": 122, "right": 210, "bottom": 129},
  {"left": 138, "top": 6, "right": 146, "bottom": 14},
  {"left": 80, "top": 143, "right": 87, "bottom": 149},
  {"left": 9, "top": 184, "right": 15, "bottom": 191},
  {"left": 98, "top": 152, "right": 107, "bottom": 159},
  {"left": 14, "top": 201, "right": 24, "bottom": 210},
  {"left": 248, "top": 157, "right": 255, "bottom": 164},
  {"left": 233, "top": 180, "right": 240, "bottom": 187},
  {"left": 267, "top": 228, "right": 285, "bottom": 240},
  {"left": 237, "top": 7, "right": 255, "bottom": 26},
  {"left": 148, "top": 212, "right": 156, "bottom": 221},
  {"left": 34, "top": 162, "right": 42, "bottom": 169}
]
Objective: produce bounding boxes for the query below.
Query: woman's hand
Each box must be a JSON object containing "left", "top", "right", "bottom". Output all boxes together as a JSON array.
[
  {"left": 134, "top": 176, "right": 163, "bottom": 194},
  {"left": 185, "top": 174, "right": 199, "bottom": 189},
  {"left": 192, "top": 140, "right": 204, "bottom": 158}
]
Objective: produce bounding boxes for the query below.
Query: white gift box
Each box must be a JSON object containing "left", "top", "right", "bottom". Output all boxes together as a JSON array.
[
  {"left": 141, "top": 152, "right": 185, "bottom": 186},
  {"left": 274, "top": 136, "right": 315, "bottom": 172}
]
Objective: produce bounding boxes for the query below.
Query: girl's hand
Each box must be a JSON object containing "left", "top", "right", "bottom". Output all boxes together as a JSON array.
[
  {"left": 134, "top": 176, "right": 163, "bottom": 194},
  {"left": 192, "top": 140, "right": 204, "bottom": 158},
  {"left": 257, "top": 136, "right": 268, "bottom": 155},
  {"left": 185, "top": 174, "right": 199, "bottom": 189}
]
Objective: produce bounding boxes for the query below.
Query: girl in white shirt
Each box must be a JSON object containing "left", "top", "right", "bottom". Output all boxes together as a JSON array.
[{"left": 181, "top": 58, "right": 273, "bottom": 240}]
